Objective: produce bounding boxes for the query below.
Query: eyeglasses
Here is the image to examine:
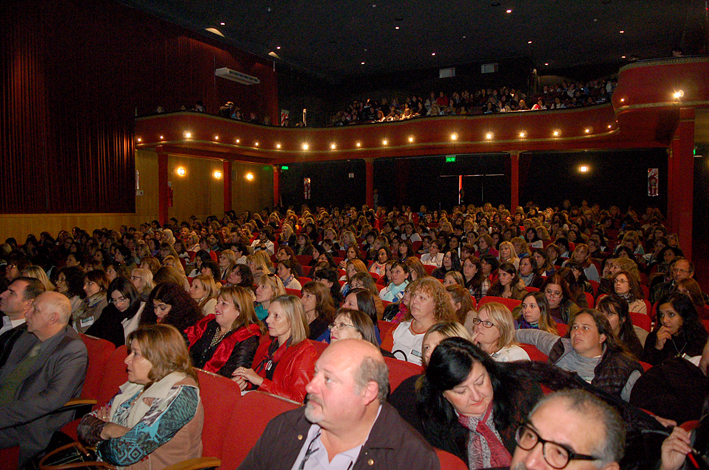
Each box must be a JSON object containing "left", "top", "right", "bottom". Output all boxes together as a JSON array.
[
  {"left": 328, "top": 322, "right": 357, "bottom": 331},
  {"left": 544, "top": 289, "right": 563, "bottom": 298},
  {"left": 672, "top": 268, "right": 690, "bottom": 275},
  {"left": 472, "top": 317, "right": 495, "bottom": 328},
  {"left": 515, "top": 424, "right": 600, "bottom": 469},
  {"left": 613, "top": 278, "right": 628, "bottom": 284}
]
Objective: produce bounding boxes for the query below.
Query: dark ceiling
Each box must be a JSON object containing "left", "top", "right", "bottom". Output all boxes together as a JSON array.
[{"left": 118, "top": 0, "right": 705, "bottom": 82}]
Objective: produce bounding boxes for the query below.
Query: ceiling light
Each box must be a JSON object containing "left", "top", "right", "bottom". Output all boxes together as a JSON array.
[
  {"left": 485, "top": 132, "right": 493, "bottom": 139},
  {"left": 276, "top": 46, "right": 281, "bottom": 50},
  {"left": 214, "top": 170, "right": 222, "bottom": 179},
  {"left": 361, "top": 61, "right": 365, "bottom": 65},
  {"left": 184, "top": 132, "right": 192, "bottom": 138},
  {"left": 432, "top": 52, "right": 436, "bottom": 56},
  {"left": 585, "top": 128, "right": 591, "bottom": 133},
  {"left": 553, "top": 130, "right": 560, "bottom": 137},
  {"left": 331, "top": 143, "right": 336, "bottom": 149},
  {"left": 395, "top": 26, "right": 400, "bottom": 30},
  {"left": 608, "top": 124, "right": 612, "bottom": 129},
  {"left": 451, "top": 133, "right": 458, "bottom": 141},
  {"left": 408, "top": 136, "right": 414, "bottom": 142},
  {"left": 302, "top": 143, "right": 309, "bottom": 150},
  {"left": 246, "top": 173, "right": 254, "bottom": 181},
  {"left": 621, "top": 55, "right": 626, "bottom": 59},
  {"left": 356, "top": 142, "right": 361, "bottom": 147},
  {"left": 506, "top": 9, "right": 512, "bottom": 13},
  {"left": 462, "top": 35, "right": 467, "bottom": 39},
  {"left": 544, "top": 63, "right": 549, "bottom": 66},
  {"left": 519, "top": 131, "right": 526, "bottom": 138},
  {"left": 620, "top": 98, "right": 625, "bottom": 102},
  {"left": 619, "top": 30, "right": 624, "bottom": 34},
  {"left": 255, "top": 142, "right": 259, "bottom": 146},
  {"left": 382, "top": 139, "right": 388, "bottom": 145},
  {"left": 527, "top": 40, "right": 532, "bottom": 44},
  {"left": 673, "top": 90, "right": 684, "bottom": 99},
  {"left": 214, "top": 135, "right": 219, "bottom": 140},
  {"left": 579, "top": 165, "right": 589, "bottom": 173},
  {"left": 220, "top": 22, "right": 225, "bottom": 26},
  {"left": 276, "top": 143, "right": 281, "bottom": 149},
  {"left": 176, "top": 167, "right": 186, "bottom": 176},
  {"left": 159, "top": 135, "right": 164, "bottom": 140},
  {"left": 205, "top": 28, "right": 224, "bottom": 37},
  {"left": 235, "top": 138, "right": 240, "bottom": 143}
]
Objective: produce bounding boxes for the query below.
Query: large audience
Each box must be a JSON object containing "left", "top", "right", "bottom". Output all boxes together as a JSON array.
[{"left": 1, "top": 198, "right": 706, "bottom": 469}]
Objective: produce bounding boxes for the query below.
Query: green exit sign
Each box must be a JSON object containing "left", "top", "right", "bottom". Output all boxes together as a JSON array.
[
  {"left": 446, "top": 156, "right": 456, "bottom": 163},
  {"left": 281, "top": 166, "right": 289, "bottom": 170}
]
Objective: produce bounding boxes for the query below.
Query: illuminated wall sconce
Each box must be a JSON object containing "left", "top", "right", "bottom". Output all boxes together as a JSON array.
[
  {"left": 176, "top": 167, "right": 187, "bottom": 176},
  {"left": 184, "top": 132, "right": 192, "bottom": 138},
  {"left": 246, "top": 172, "right": 254, "bottom": 181},
  {"left": 519, "top": 131, "right": 526, "bottom": 138},
  {"left": 485, "top": 132, "right": 493, "bottom": 140},
  {"left": 673, "top": 90, "right": 684, "bottom": 99},
  {"left": 356, "top": 142, "right": 361, "bottom": 147},
  {"left": 213, "top": 170, "right": 223, "bottom": 179},
  {"left": 553, "top": 130, "right": 560, "bottom": 137},
  {"left": 450, "top": 133, "right": 458, "bottom": 141},
  {"left": 302, "top": 143, "right": 309, "bottom": 150},
  {"left": 159, "top": 135, "right": 164, "bottom": 140},
  {"left": 276, "top": 143, "right": 281, "bottom": 149},
  {"left": 137, "top": 137, "right": 142, "bottom": 142},
  {"left": 408, "top": 136, "right": 414, "bottom": 143},
  {"left": 382, "top": 139, "right": 388, "bottom": 145},
  {"left": 331, "top": 143, "right": 337, "bottom": 150},
  {"left": 579, "top": 165, "right": 589, "bottom": 173},
  {"left": 255, "top": 142, "right": 259, "bottom": 147},
  {"left": 214, "top": 135, "right": 219, "bottom": 140}
]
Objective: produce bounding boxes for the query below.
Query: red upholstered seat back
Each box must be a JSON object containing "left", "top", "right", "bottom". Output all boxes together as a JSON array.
[
  {"left": 435, "top": 448, "right": 468, "bottom": 470},
  {"left": 219, "top": 391, "right": 300, "bottom": 469},
  {"left": 385, "top": 356, "right": 423, "bottom": 392},
  {"left": 520, "top": 343, "right": 549, "bottom": 362},
  {"left": 478, "top": 296, "right": 522, "bottom": 312},
  {"left": 195, "top": 368, "right": 243, "bottom": 460},
  {"left": 96, "top": 345, "right": 129, "bottom": 407},
  {"left": 79, "top": 333, "right": 116, "bottom": 399}
]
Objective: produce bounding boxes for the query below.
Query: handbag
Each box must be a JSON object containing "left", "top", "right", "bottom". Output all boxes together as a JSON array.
[{"left": 37, "top": 441, "right": 115, "bottom": 470}]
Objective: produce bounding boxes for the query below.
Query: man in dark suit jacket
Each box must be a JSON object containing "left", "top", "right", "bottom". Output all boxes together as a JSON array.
[
  {"left": 0, "top": 277, "right": 45, "bottom": 368},
  {"left": 0, "top": 291, "right": 88, "bottom": 466}
]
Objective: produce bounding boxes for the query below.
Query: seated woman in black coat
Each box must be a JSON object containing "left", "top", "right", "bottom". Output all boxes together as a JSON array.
[
  {"left": 86, "top": 277, "right": 145, "bottom": 347},
  {"left": 416, "top": 338, "right": 542, "bottom": 470},
  {"left": 185, "top": 285, "right": 264, "bottom": 377},
  {"left": 642, "top": 293, "right": 708, "bottom": 365}
]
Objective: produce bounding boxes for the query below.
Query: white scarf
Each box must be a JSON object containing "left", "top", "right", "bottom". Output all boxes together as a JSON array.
[{"left": 109, "top": 371, "right": 187, "bottom": 429}]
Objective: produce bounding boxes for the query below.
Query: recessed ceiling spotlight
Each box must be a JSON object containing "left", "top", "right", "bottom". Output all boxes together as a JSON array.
[
  {"left": 361, "top": 61, "right": 365, "bottom": 65},
  {"left": 395, "top": 26, "right": 400, "bottom": 30},
  {"left": 462, "top": 35, "right": 467, "bottom": 39},
  {"left": 506, "top": 9, "right": 512, "bottom": 13},
  {"left": 527, "top": 40, "right": 533, "bottom": 44},
  {"left": 544, "top": 62, "right": 549, "bottom": 66},
  {"left": 276, "top": 46, "right": 281, "bottom": 50},
  {"left": 220, "top": 22, "right": 225, "bottom": 26},
  {"left": 621, "top": 55, "right": 626, "bottom": 58},
  {"left": 432, "top": 52, "right": 436, "bottom": 56},
  {"left": 619, "top": 30, "right": 624, "bottom": 34}
]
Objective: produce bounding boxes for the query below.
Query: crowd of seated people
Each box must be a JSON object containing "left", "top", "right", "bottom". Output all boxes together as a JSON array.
[
  {"left": 1, "top": 198, "right": 707, "bottom": 469},
  {"left": 329, "top": 78, "right": 616, "bottom": 126}
]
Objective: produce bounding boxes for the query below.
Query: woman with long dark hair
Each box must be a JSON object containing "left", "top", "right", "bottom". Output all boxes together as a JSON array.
[{"left": 86, "top": 277, "right": 146, "bottom": 347}]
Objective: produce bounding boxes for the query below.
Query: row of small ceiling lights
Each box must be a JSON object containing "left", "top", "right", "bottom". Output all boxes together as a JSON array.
[{"left": 135, "top": 124, "right": 615, "bottom": 147}]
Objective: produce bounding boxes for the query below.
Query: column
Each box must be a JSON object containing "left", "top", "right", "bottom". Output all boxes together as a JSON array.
[
  {"left": 365, "top": 158, "right": 374, "bottom": 209},
  {"left": 223, "top": 160, "right": 232, "bottom": 213},
  {"left": 670, "top": 107, "right": 695, "bottom": 258},
  {"left": 157, "top": 148, "right": 168, "bottom": 226},
  {"left": 510, "top": 151, "right": 520, "bottom": 210},
  {"left": 273, "top": 165, "right": 280, "bottom": 208}
]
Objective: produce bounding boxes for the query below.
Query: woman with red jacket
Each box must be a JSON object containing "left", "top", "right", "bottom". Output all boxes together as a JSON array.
[
  {"left": 185, "top": 285, "right": 263, "bottom": 377},
  {"left": 232, "top": 294, "right": 318, "bottom": 402}
]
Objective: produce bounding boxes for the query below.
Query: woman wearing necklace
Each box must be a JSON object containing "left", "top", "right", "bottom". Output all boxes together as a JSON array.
[
  {"left": 276, "top": 259, "right": 302, "bottom": 290},
  {"left": 642, "top": 293, "right": 708, "bottom": 365},
  {"left": 381, "top": 278, "right": 455, "bottom": 365},
  {"left": 232, "top": 294, "right": 317, "bottom": 402},
  {"left": 185, "top": 286, "right": 263, "bottom": 378}
]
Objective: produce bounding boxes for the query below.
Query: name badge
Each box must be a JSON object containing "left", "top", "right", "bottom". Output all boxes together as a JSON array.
[{"left": 80, "top": 316, "right": 95, "bottom": 328}]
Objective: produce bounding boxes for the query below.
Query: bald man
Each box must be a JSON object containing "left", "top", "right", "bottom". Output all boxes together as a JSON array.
[
  {"left": 239, "top": 339, "right": 439, "bottom": 470},
  {"left": 0, "top": 292, "right": 88, "bottom": 466}
]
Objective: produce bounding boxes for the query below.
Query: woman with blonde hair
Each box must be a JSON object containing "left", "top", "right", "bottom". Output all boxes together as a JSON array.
[
  {"left": 253, "top": 273, "right": 286, "bottom": 321},
  {"left": 497, "top": 241, "right": 520, "bottom": 270},
  {"left": 21, "top": 265, "right": 54, "bottom": 291},
  {"left": 340, "top": 258, "right": 368, "bottom": 296},
  {"left": 473, "top": 302, "right": 530, "bottom": 362},
  {"left": 189, "top": 274, "right": 218, "bottom": 315},
  {"left": 130, "top": 267, "right": 154, "bottom": 299},
  {"left": 382, "top": 278, "right": 455, "bottom": 365},
  {"left": 78, "top": 324, "right": 203, "bottom": 469},
  {"left": 246, "top": 253, "right": 270, "bottom": 279},
  {"left": 510, "top": 237, "right": 531, "bottom": 259},
  {"left": 218, "top": 249, "right": 237, "bottom": 283},
  {"left": 160, "top": 255, "right": 185, "bottom": 276},
  {"left": 232, "top": 295, "right": 318, "bottom": 402},
  {"left": 185, "top": 285, "right": 263, "bottom": 377}
]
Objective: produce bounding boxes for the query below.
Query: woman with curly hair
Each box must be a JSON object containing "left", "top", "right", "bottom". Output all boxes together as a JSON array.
[
  {"left": 642, "top": 293, "right": 709, "bottom": 365},
  {"left": 226, "top": 264, "right": 254, "bottom": 289},
  {"left": 381, "top": 278, "right": 455, "bottom": 365},
  {"left": 140, "top": 282, "right": 202, "bottom": 335}
]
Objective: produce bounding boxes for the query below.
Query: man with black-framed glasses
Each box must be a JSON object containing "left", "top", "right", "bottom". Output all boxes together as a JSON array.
[{"left": 509, "top": 389, "right": 624, "bottom": 470}]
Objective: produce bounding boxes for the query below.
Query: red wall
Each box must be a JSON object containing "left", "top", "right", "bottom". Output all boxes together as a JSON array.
[{"left": 0, "top": 0, "right": 277, "bottom": 214}]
